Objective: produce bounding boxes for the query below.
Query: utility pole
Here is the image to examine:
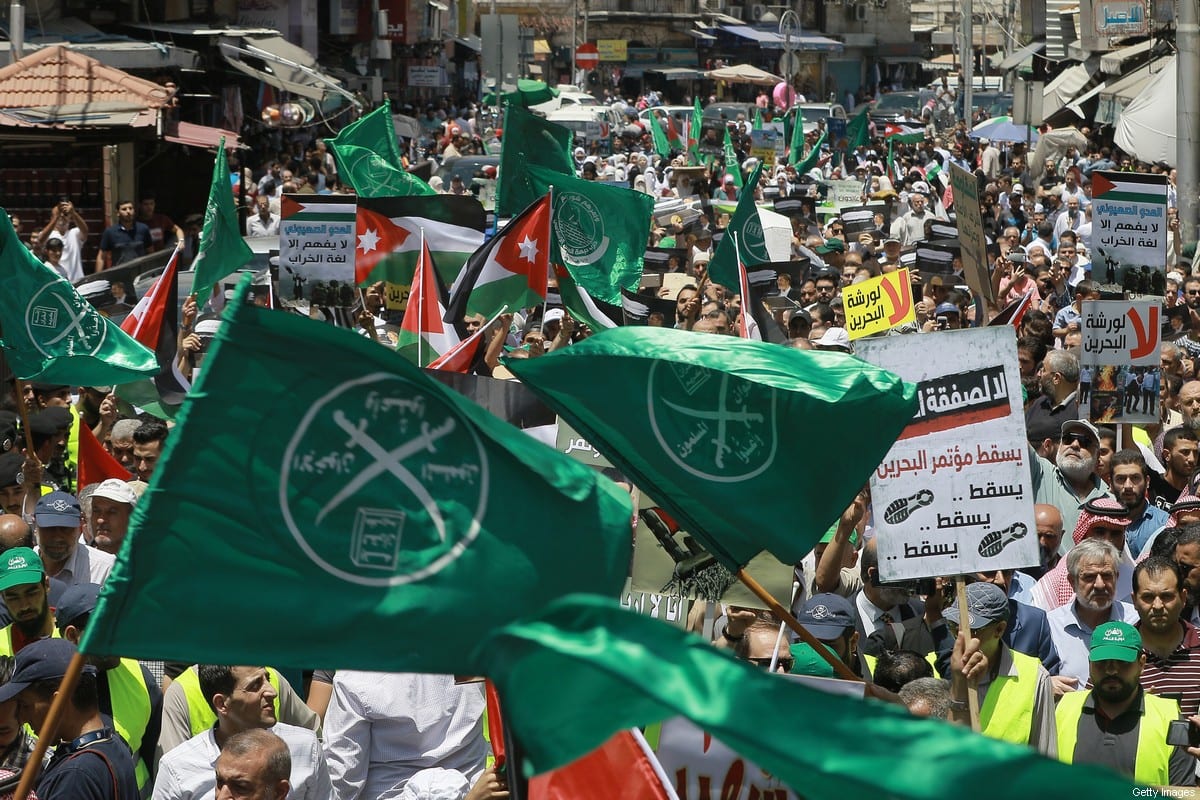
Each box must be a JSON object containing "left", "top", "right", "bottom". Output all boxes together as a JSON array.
[
  {"left": 1180, "top": 0, "right": 1200, "bottom": 242},
  {"left": 961, "top": 0, "right": 974, "bottom": 126}
]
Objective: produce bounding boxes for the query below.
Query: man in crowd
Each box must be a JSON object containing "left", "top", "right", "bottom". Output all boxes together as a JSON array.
[
  {"left": 33, "top": 491, "right": 113, "bottom": 585},
  {"left": 154, "top": 665, "right": 330, "bottom": 799},
  {"left": 1151, "top": 427, "right": 1198, "bottom": 511},
  {"left": 96, "top": 200, "right": 153, "bottom": 271},
  {"left": 215, "top": 729, "right": 292, "bottom": 800},
  {"left": 0, "top": 548, "right": 56, "bottom": 655},
  {"left": 1133, "top": 557, "right": 1200, "bottom": 722},
  {"left": 1030, "top": 420, "right": 1113, "bottom": 534},
  {"left": 1055, "top": 621, "right": 1195, "bottom": 784},
  {"left": 1108, "top": 450, "right": 1169, "bottom": 558},
  {"left": 132, "top": 419, "right": 169, "bottom": 483},
  {"left": 1031, "top": 504, "right": 1065, "bottom": 581},
  {"left": 87, "top": 479, "right": 138, "bottom": 556}
]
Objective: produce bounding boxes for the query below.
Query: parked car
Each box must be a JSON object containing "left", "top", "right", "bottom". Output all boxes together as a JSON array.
[
  {"left": 546, "top": 106, "right": 624, "bottom": 154},
  {"left": 796, "top": 102, "right": 848, "bottom": 134},
  {"left": 866, "top": 91, "right": 933, "bottom": 124}
]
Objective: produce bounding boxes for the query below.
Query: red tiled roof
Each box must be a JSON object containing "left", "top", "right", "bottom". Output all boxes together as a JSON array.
[{"left": 0, "top": 45, "right": 173, "bottom": 110}]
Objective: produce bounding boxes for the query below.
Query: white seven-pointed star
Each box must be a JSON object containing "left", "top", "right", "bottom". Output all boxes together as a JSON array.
[
  {"left": 358, "top": 228, "right": 381, "bottom": 253},
  {"left": 517, "top": 235, "right": 539, "bottom": 263}
]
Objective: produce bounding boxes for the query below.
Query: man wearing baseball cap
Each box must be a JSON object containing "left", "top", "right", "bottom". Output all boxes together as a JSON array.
[
  {"left": 0, "top": 548, "right": 57, "bottom": 656},
  {"left": 88, "top": 480, "right": 138, "bottom": 557},
  {"left": 1055, "top": 621, "right": 1195, "bottom": 784},
  {"left": 33, "top": 491, "right": 113, "bottom": 586},
  {"left": 790, "top": 594, "right": 860, "bottom": 677},
  {"left": 943, "top": 582, "right": 1056, "bottom": 754},
  {"left": 1030, "top": 418, "right": 1114, "bottom": 535},
  {"left": 0, "top": 638, "right": 138, "bottom": 798}
]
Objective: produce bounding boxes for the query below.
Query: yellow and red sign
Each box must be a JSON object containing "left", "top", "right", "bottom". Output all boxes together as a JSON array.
[{"left": 842, "top": 268, "right": 916, "bottom": 340}]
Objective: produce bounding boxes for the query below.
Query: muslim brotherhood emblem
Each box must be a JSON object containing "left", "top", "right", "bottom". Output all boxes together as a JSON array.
[
  {"left": 280, "top": 373, "right": 488, "bottom": 586},
  {"left": 647, "top": 361, "right": 778, "bottom": 482},
  {"left": 553, "top": 190, "right": 610, "bottom": 266},
  {"left": 25, "top": 281, "right": 106, "bottom": 358}
]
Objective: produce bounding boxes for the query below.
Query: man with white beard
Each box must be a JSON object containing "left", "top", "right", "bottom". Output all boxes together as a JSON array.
[
  {"left": 1030, "top": 419, "right": 1113, "bottom": 534},
  {"left": 1045, "top": 538, "right": 1139, "bottom": 688}
]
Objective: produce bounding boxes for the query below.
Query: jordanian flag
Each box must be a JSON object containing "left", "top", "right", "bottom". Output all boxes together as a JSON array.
[
  {"left": 396, "top": 234, "right": 459, "bottom": 367},
  {"left": 1091, "top": 170, "right": 1169, "bottom": 204},
  {"left": 446, "top": 195, "right": 550, "bottom": 323},
  {"left": 355, "top": 196, "right": 486, "bottom": 288},
  {"left": 884, "top": 122, "right": 925, "bottom": 143}
]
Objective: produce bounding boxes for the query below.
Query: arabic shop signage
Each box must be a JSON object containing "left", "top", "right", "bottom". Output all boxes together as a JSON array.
[{"left": 1094, "top": 0, "right": 1149, "bottom": 35}]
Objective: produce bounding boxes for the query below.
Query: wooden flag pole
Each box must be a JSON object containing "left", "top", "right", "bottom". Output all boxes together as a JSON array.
[
  {"left": 955, "top": 576, "right": 981, "bottom": 732},
  {"left": 14, "top": 650, "right": 86, "bottom": 800},
  {"left": 735, "top": 568, "right": 861, "bottom": 682}
]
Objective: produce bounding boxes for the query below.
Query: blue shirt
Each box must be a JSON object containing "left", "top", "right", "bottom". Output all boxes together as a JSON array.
[
  {"left": 1047, "top": 600, "right": 1139, "bottom": 687},
  {"left": 1126, "top": 502, "right": 1170, "bottom": 558}
]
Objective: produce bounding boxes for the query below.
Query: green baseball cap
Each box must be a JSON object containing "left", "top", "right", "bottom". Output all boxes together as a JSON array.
[
  {"left": 1089, "top": 621, "right": 1142, "bottom": 663},
  {"left": 0, "top": 548, "right": 44, "bottom": 592},
  {"left": 819, "top": 522, "right": 859, "bottom": 548}
]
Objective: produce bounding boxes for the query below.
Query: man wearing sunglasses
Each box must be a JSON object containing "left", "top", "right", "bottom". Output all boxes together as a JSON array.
[{"left": 1030, "top": 419, "right": 1114, "bottom": 535}]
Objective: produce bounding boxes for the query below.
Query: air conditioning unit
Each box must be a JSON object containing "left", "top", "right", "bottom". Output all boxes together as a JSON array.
[
  {"left": 725, "top": 4, "right": 744, "bottom": 18},
  {"left": 854, "top": 4, "right": 869, "bottom": 20},
  {"left": 749, "top": 3, "right": 768, "bottom": 20}
]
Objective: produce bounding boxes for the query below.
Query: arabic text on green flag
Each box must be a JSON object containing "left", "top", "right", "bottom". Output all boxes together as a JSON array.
[
  {"left": 722, "top": 128, "right": 743, "bottom": 189},
  {"left": 329, "top": 100, "right": 434, "bottom": 198},
  {"left": 479, "top": 595, "right": 1138, "bottom": 799},
  {"left": 0, "top": 212, "right": 158, "bottom": 385},
  {"left": 80, "top": 277, "right": 633, "bottom": 673},
  {"left": 497, "top": 104, "right": 575, "bottom": 219},
  {"left": 191, "top": 138, "right": 253, "bottom": 308},
  {"left": 529, "top": 165, "right": 654, "bottom": 305},
  {"left": 506, "top": 326, "right": 916, "bottom": 570}
]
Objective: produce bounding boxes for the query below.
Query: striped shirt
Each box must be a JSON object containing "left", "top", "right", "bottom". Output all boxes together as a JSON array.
[{"left": 1139, "top": 621, "right": 1200, "bottom": 718}]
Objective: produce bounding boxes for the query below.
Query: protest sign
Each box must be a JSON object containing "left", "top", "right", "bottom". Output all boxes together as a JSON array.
[
  {"left": 842, "top": 269, "right": 916, "bottom": 339},
  {"left": 749, "top": 128, "right": 783, "bottom": 166},
  {"left": 948, "top": 164, "right": 993, "bottom": 303},
  {"left": 857, "top": 327, "right": 1037, "bottom": 580},
  {"left": 278, "top": 195, "right": 358, "bottom": 319},
  {"left": 839, "top": 203, "right": 885, "bottom": 237},
  {"left": 556, "top": 416, "right": 613, "bottom": 468},
  {"left": 620, "top": 581, "right": 690, "bottom": 629},
  {"left": 655, "top": 717, "right": 795, "bottom": 800},
  {"left": 644, "top": 247, "right": 689, "bottom": 273},
  {"left": 826, "top": 180, "right": 865, "bottom": 208},
  {"left": 1089, "top": 171, "right": 1169, "bottom": 292},
  {"left": 1080, "top": 299, "right": 1161, "bottom": 424},
  {"left": 915, "top": 241, "right": 958, "bottom": 275}
]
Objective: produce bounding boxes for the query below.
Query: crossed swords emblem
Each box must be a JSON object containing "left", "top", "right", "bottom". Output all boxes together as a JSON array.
[
  {"left": 313, "top": 410, "right": 458, "bottom": 549},
  {"left": 662, "top": 374, "right": 762, "bottom": 469},
  {"left": 40, "top": 292, "right": 94, "bottom": 347}
]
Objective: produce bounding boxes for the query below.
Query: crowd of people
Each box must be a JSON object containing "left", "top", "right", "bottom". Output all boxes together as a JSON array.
[{"left": 2, "top": 77, "right": 1200, "bottom": 797}]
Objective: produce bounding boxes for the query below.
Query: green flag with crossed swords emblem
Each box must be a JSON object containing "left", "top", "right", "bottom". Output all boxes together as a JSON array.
[
  {"left": 81, "top": 275, "right": 633, "bottom": 672},
  {"left": 506, "top": 326, "right": 918, "bottom": 570},
  {"left": 0, "top": 210, "right": 158, "bottom": 385}
]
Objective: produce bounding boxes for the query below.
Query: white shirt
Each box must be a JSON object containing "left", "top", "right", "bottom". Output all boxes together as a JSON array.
[
  {"left": 48, "top": 228, "right": 85, "bottom": 282},
  {"left": 39, "top": 542, "right": 114, "bottom": 586},
  {"left": 324, "top": 672, "right": 487, "bottom": 800},
  {"left": 1046, "top": 599, "right": 1139, "bottom": 687},
  {"left": 152, "top": 722, "right": 329, "bottom": 800},
  {"left": 246, "top": 213, "right": 280, "bottom": 237}
]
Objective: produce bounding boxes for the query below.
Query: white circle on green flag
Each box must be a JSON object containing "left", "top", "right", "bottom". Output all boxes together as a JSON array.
[
  {"left": 280, "top": 372, "right": 489, "bottom": 586},
  {"left": 24, "top": 281, "right": 107, "bottom": 358},
  {"left": 345, "top": 147, "right": 411, "bottom": 195},
  {"left": 553, "top": 190, "right": 611, "bottom": 266},
  {"left": 647, "top": 361, "right": 778, "bottom": 482},
  {"left": 742, "top": 217, "right": 766, "bottom": 254}
]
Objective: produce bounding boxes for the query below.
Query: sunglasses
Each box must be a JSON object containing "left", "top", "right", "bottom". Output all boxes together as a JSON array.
[
  {"left": 1062, "top": 432, "right": 1095, "bottom": 447},
  {"left": 748, "top": 656, "right": 795, "bottom": 671}
]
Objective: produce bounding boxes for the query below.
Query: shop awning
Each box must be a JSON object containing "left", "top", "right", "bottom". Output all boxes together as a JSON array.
[
  {"left": 793, "top": 35, "right": 844, "bottom": 53},
  {"left": 721, "top": 25, "right": 786, "bottom": 47},
  {"left": 218, "top": 34, "right": 355, "bottom": 105},
  {"left": 453, "top": 35, "right": 481, "bottom": 52},
  {"left": 534, "top": 39, "right": 551, "bottom": 56},
  {"left": 995, "top": 40, "right": 1044, "bottom": 70},
  {"left": 647, "top": 66, "right": 704, "bottom": 80},
  {"left": 1041, "top": 63, "right": 1094, "bottom": 117},
  {"left": 1100, "top": 39, "right": 1153, "bottom": 74},
  {"left": 687, "top": 30, "right": 717, "bottom": 41},
  {"left": 164, "top": 120, "right": 242, "bottom": 149}
]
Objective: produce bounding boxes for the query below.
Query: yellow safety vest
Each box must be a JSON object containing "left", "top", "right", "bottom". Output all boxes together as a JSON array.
[
  {"left": 175, "top": 667, "right": 282, "bottom": 736},
  {"left": 1056, "top": 690, "right": 1177, "bottom": 785},
  {"left": 108, "top": 658, "right": 152, "bottom": 790},
  {"left": 0, "top": 625, "right": 61, "bottom": 658},
  {"left": 863, "top": 650, "right": 938, "bottom": 679},
  {"left": 65, "top": 405, "right": 80, "bottom": 490},
  {"left": 979, "top": 650, "right": 1039, "bottom": 745}
]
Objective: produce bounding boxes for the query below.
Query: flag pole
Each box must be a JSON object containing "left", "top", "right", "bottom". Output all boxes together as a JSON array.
[
  {"left": 9, "top": 376, "right": 41, "bottom": 519},
  {"left": 13, "top": 650, "right": 86, "bottom": 800},
  {"left": 542, "top": 187, "right": 554, "bottom": 331},
  {"left": 418, "top": 227, "right": 426, "bottom": 367},
  {"left": 735, "top": 568, "right": 861, "bottom": 682},
  {"left": 954, "top": 576, "right": 982, "bottom": 730}
]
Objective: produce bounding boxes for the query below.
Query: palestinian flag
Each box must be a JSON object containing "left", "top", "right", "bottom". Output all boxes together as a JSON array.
[
  {"left": 428, "top": 308, "right": 506, "bottom": 373},
  {"left": 990, "top": 290, "right": 1035, "bottom": 330},
  {"left": 530, "top": 730, "right": 674, "bottom": 800},
  {"left": 116, "top": 246, "right": 190, "bottom": 416},
  {"left": 396, "top": 233, "right": 459, "bottom": 367},
  {"left": 1091, "top": 171, "right": 1169, "bottom": 204},
  {"left": 355, "top": 195, "right": 486, "bottom": 288},
  {"left": 445, "top": 195, "right": 551, "bottom": 323},
  {"left": 884, "top": 122, "right": 925, "bottom": 143}
]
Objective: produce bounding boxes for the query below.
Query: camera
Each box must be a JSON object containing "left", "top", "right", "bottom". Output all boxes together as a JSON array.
[
  {"left": 1166, "top": 719, "right": 1200, "bottom": 748},
  {"left": 936, "top": 316, "right": 949, "bottom": 331}
]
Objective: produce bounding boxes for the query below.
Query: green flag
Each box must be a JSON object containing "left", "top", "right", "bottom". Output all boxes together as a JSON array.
[
  {"left": 795, "top": 131, "right": 827, "bottom": 177},
  {"left": 706, "top": 162, "right": 765, "bottom": 289},
  {"left": 648, "top": 110, "right": 671, "bottom": 160},
  {"left": 753, "top": 107, "right": 763, "bottom": 130},
  {"left": 505, "top": 327, "right": 916, "bottom": 570},
  {"left": 0, "top": 211, "right": 158, "bottom": 386},
  {"left": 328, "top": 100, "right": 434, "bottom": 198},
  {"left": 527, "top": 165, "right": 654, "bottom": 305},
  {"left": 722, "top": 128, "right": 743, "bottom": 189},
  {"left": 80, "top": 277, "right": 633, "bottom": 672},
  {"left": 479, "top": 595, "right": 1138, "bottom": 798},
  {"left": 191, "top": 139, "right": 253, "bottom": 308},
  {"left": 846, "top": 107, "right": 870, "bottom": 151},
  {"left": 788, "top": 106, "right": 806, "bottom": 164},
  {"left": 689, "top": 96, "right": 703, "bottom": 165},
  {"left": 498, "top": 104, "right": 575, "bottom": 219}
]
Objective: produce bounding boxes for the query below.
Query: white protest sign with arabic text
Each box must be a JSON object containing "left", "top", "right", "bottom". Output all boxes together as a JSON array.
[
  {"left": 655, "top": 717, "right": 795, "bottom": 800},
  {"left": 279, "top": 194, "right": 358, "bottom": 302},
  {"left": 858, "top": 327, "right": 1037, "bottom": 580}
]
